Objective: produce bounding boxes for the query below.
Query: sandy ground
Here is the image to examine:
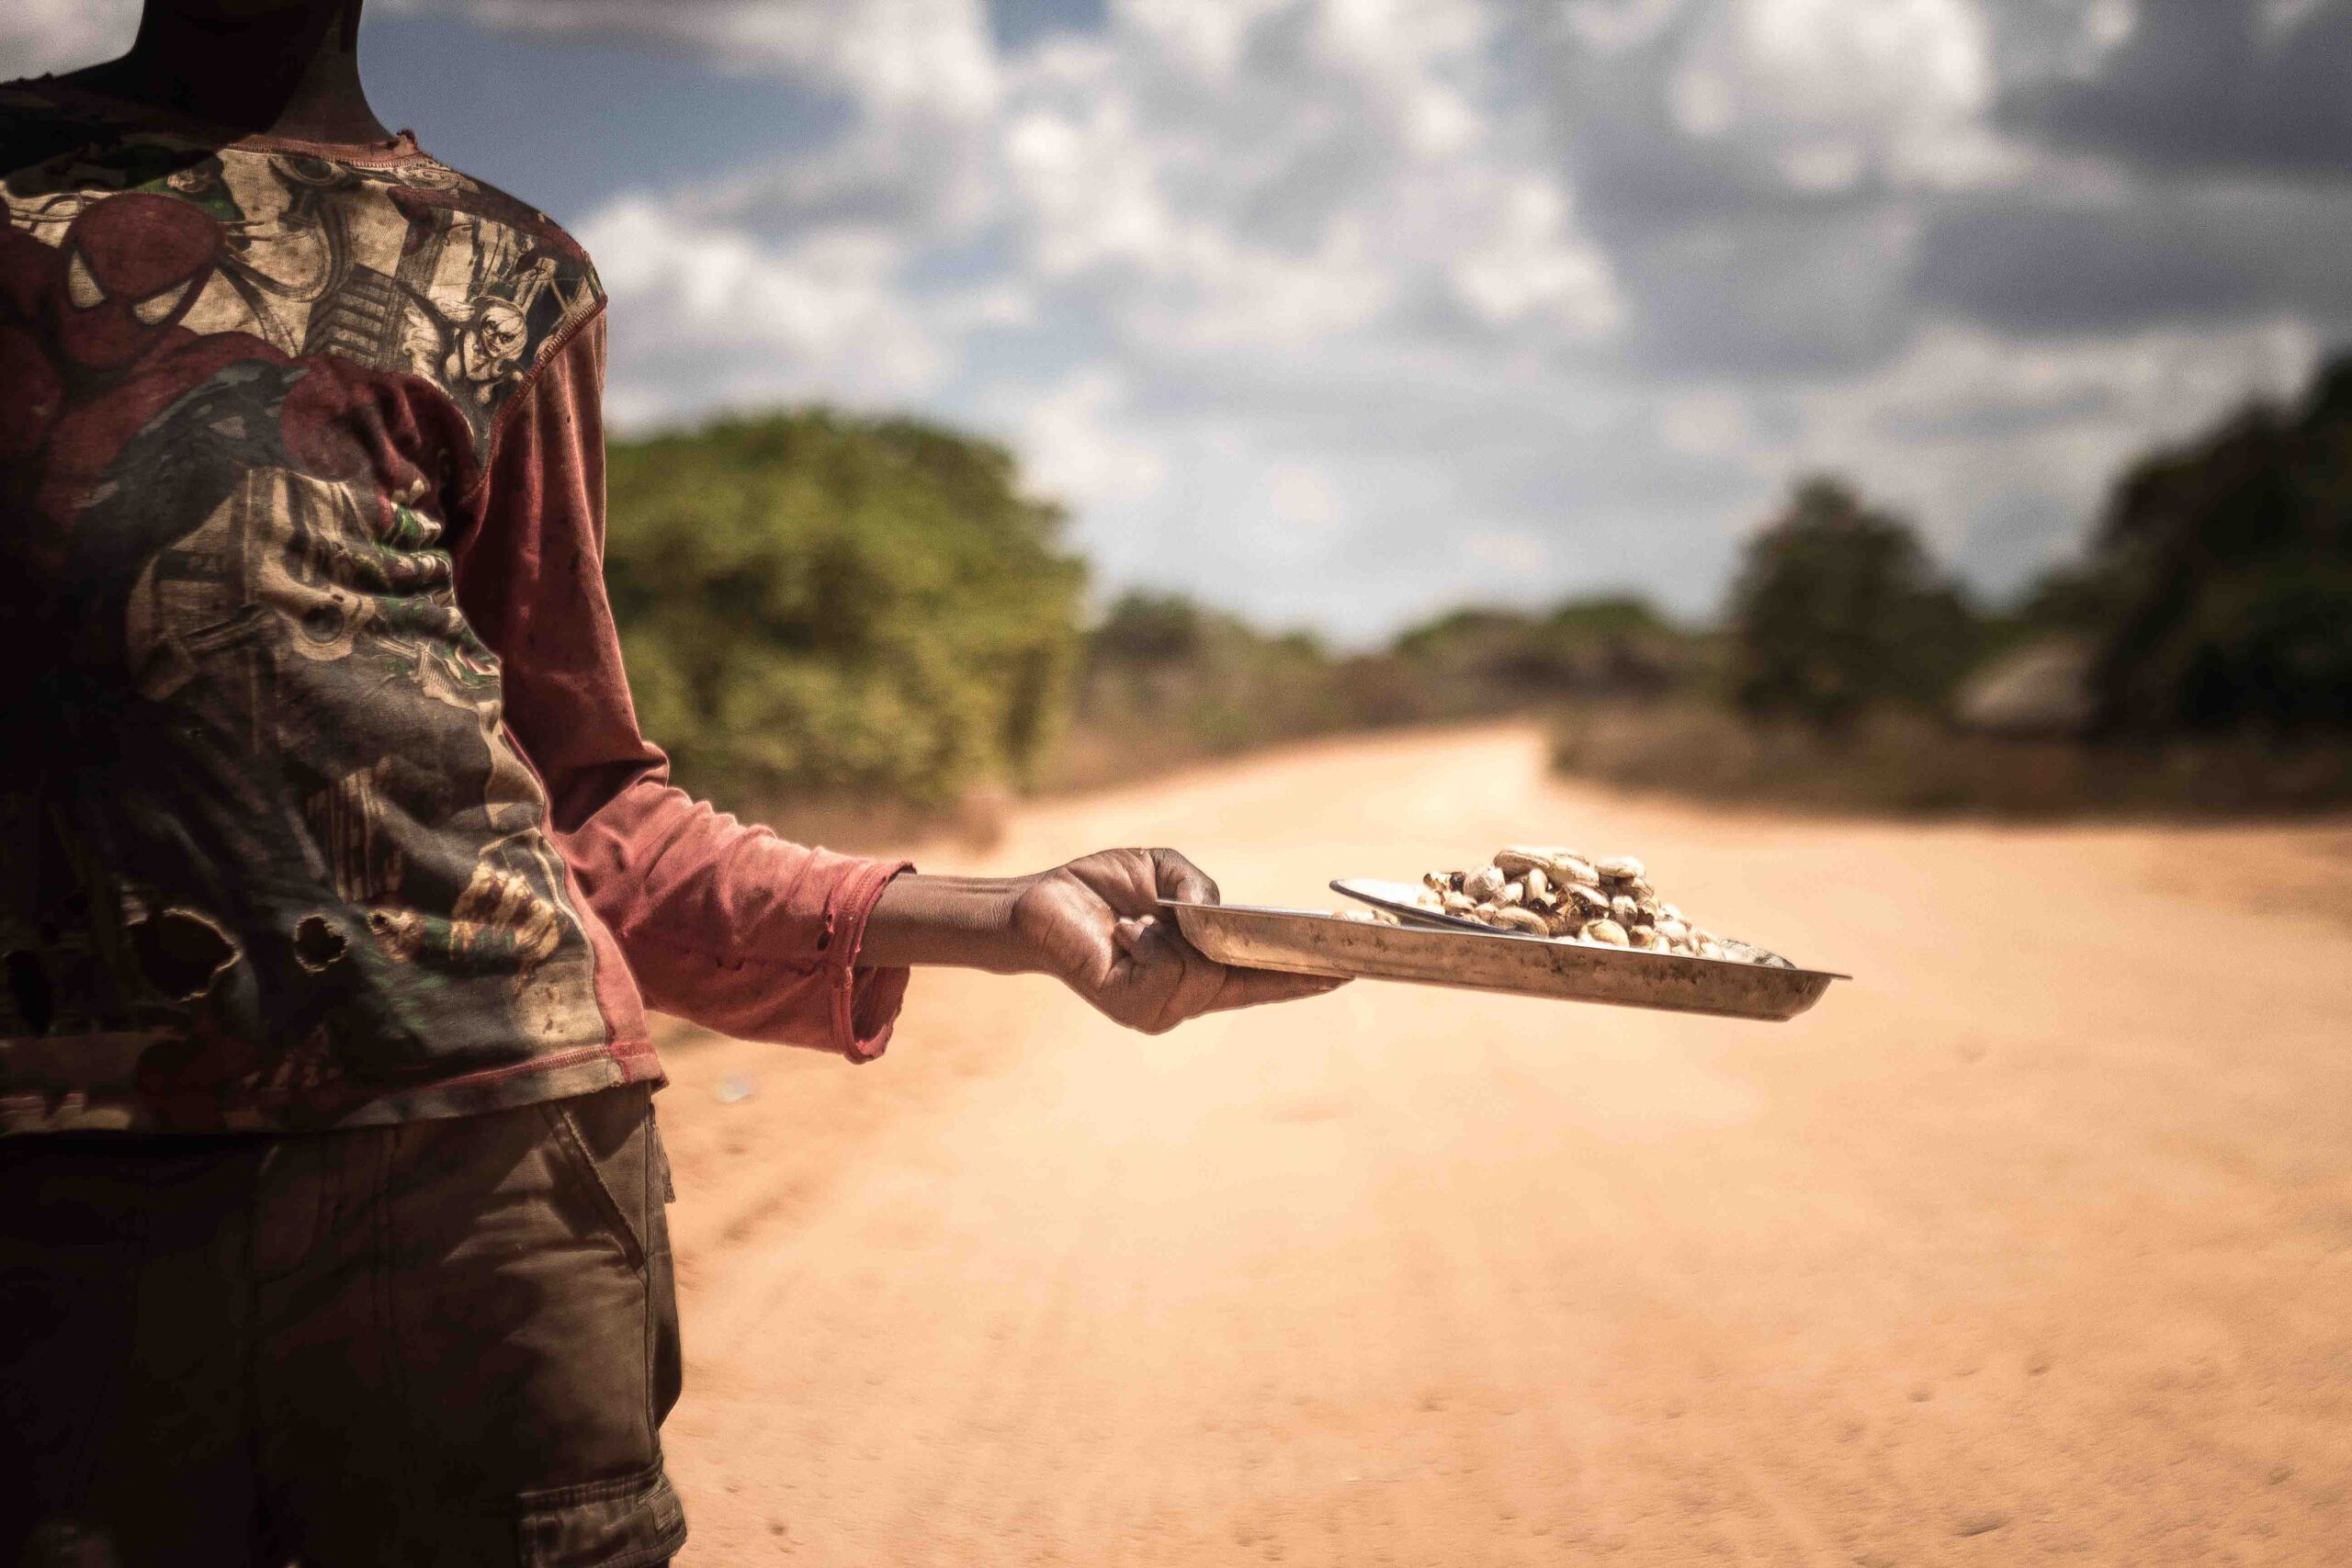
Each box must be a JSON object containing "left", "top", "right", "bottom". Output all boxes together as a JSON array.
[{"left": 651, "top": 725, "right": 2352, "bottom": 1565}]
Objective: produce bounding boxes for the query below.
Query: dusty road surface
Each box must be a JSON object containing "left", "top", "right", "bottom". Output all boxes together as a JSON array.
[{"left": 653, "top": 725, "right": 2352, "bottom": 1565}]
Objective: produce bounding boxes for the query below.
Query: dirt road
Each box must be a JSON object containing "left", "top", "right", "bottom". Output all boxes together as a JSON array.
[{"left": 653, "top": 725, "right": 2352, "bottom": 1564}]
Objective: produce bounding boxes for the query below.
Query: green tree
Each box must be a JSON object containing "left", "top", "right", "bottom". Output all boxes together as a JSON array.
[
  {"left": 1387, "top": 594, "right": 1690, "bottom": 705},
  {"left": 603, "top": 412, "right": 1085, "bottom": 807},
  {"left": 1075, "top": 591, "right": 1350, "bottom": 753},
  {"left": 1090, "top": 591, "right": 1208, "bottom": 665},
  {"left": 2079, "top": 354, "right": 2352, "bottom": 737},
  {"left": 1726, "top": 477, "right": 1982, "bottom": 733}
]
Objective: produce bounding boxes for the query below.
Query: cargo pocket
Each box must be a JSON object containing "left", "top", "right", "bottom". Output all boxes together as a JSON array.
[
  {"left": 538, "top": 1089, "right": 654, "bottom": 1273},
  {"left": 515, "top": 1459, "right": 686, "bottom": 1568}
]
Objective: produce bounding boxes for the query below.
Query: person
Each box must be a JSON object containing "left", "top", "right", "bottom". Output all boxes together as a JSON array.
[{"left": 0, "top": 2, "right": 1342, "bottom": 1562}]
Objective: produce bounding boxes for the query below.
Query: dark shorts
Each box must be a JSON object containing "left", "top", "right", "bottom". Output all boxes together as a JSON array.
[{"left": 0, "top": 1085, "right": 685, "bottom": 1567}]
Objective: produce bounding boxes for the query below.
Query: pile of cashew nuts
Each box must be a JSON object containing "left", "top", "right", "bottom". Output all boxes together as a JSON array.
[{"left": 1350, "top": 847, "right": 1790, "bottom": 964}]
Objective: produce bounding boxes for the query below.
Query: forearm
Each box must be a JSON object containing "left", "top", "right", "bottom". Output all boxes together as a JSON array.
[{"left": 859, "top": 874, "right": 1043, "bottom": 973}]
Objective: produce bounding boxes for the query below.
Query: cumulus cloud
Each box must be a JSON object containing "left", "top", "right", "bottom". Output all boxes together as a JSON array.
[
  {"left": 1663, "top": 0, "right": 2002, "bottom": 191},
  {"left": 576, "top": 197, "right": 951, "bottom": 425},
  {"left": 8, "top": 0, "right": 2350, "bottom": 633},
  {"left": 1781, "top": 318, "right": 2319, "bottom": 584},
  {"left": 1011, "top": 367, "right": 1167, "bottom": 511}
]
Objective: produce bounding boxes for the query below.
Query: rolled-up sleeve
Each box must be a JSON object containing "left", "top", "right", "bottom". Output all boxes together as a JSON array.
[{"left": 453, "top": 305, "right": 911, "bottom": 1059}]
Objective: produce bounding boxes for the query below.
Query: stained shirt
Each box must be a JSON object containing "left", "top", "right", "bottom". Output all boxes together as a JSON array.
[{"left": 0, "top": 79, "right": 911, "bottom": 1135}]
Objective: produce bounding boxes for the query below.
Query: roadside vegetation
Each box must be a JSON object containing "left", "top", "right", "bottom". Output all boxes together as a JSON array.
[
  {"left": 1048, "top": 591, "right": 1691, "bottom": 791},
  {"left": 603, "top": 355, "right": 2352, "bottom": 834},
  {"left": 603, "top": 412, "right": 1083, "bottom": 811},
  {"left": 1589, "top": 352, "right": 2352, "bottom": 817}
]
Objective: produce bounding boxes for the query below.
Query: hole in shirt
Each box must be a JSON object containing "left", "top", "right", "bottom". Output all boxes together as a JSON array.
[
  {"left": 292, "top": 913, "right": 350, "bottom": 974},
  {"left": 130, "top": 908, "right": 240, "bottom": 1001}
]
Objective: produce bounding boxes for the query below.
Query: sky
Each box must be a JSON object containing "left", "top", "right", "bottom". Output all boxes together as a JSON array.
[{"left": 8, "top": 0, "right": 2351, "bottom": 641}]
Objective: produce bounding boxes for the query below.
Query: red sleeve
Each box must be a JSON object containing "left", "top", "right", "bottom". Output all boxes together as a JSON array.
[{"left": 453, "top": 306, "right": 913, "bottom": 1060}]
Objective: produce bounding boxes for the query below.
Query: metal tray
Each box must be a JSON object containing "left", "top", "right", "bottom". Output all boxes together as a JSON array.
[{"left": 1159, "top": 896, "right": 1845, "bottom": 1022}]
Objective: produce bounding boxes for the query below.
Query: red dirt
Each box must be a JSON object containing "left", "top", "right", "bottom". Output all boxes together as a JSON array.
[{"left": 654, "top": 724, "right": 2352, "bottom": 1564}]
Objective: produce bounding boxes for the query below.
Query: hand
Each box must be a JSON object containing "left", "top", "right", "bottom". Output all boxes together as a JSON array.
[{"left": 1011, "top": 848, "right": 1346, "bottom": 1033}]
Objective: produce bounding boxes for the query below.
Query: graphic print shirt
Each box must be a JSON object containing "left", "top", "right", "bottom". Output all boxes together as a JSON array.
[{"left": 0, "top": 81, "right": 911, "bottom": 1134}]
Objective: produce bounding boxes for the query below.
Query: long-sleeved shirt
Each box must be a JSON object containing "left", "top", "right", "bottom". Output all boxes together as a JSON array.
[{"left": 0, "top": 77, "right": 910, "bottom": 1134}]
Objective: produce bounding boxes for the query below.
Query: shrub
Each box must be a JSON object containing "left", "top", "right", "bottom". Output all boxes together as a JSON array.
[
  {"left": 603, "top": 412, "right": 1085, "bottom": 807},
  {"left": 1725, "top": 477, "right": 1983, "bottom": 734},
  {"left": 2080, "top": 354, "right": 2352, "bottom": 737}
]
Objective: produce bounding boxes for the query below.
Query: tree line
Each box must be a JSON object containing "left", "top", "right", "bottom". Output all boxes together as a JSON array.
[
  {"left": 601, "top": 352, "right": 2352, "bottom": 811},
  {"left": 1729, "top": 353, "right": 2352, "bottom": 739}
]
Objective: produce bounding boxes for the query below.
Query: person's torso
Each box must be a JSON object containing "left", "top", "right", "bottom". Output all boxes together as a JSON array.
[{"left": 0, "top": 80, "right": 627, "bottom": 1133}]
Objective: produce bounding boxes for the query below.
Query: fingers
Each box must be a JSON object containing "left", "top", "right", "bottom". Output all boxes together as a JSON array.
[
  {"left": 1096, "top": 879, "right": 1344, "bottom": 1034},
  {"left": 1148, "top": 848, "right": 1220, "bottom": 907},
  {"left": 1134, "top": 914, "right": 1228, "bottom": 1029},
  {"left": 1116, "top": 912, "right": 1344, "bottom": 1030},
  {"left": 1208, "top": 964, "right": 1350, "bottom": 1014}
]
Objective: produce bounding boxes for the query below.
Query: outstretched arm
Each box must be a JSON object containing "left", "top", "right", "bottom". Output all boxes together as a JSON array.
[{"left": 459, "top": 310, "right": 1337, "bottom": 1059}]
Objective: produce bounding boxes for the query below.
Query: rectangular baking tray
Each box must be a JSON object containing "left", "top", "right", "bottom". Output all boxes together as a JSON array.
[{"left": 1159, "top": 899, "right": 1844, "bottom": 1022}]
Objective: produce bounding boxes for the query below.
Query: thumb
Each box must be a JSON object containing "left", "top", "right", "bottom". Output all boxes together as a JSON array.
[{"left": 1113, "top": 914, "right": 1158, "bottom": 958}]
